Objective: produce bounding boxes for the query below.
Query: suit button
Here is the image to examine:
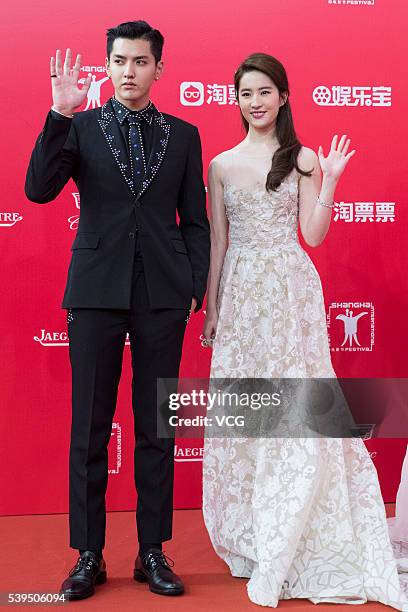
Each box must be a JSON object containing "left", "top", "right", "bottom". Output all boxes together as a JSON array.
[
  {"left": 129, "top": 232, "right": 135, "bottom": 239},
  {"left": 135, "top": 201, "right": 141, "bottom": 208}
]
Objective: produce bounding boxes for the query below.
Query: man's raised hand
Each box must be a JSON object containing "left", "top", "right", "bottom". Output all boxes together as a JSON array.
[{"left": 50, "top": 49, "right": 92, "bottom": 116}]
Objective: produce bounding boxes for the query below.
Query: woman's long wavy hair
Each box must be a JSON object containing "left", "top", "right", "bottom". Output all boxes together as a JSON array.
[{"left": 234, "top": 53, "right": 312, "bottom": 191}]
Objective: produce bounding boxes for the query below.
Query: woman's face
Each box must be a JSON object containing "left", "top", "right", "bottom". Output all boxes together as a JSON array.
[{"left": 237, "top": 70, "right": 286, "bottom": 131}]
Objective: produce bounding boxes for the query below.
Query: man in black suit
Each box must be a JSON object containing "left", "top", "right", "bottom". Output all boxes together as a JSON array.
[{"left": 25, "top": 20, "right": 210, "bottom": 600}]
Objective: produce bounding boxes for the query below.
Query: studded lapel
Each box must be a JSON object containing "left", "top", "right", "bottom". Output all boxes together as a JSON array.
[
  {"left": 97, "top": 99, "right": 171, "bottom": 200},
  {"left": 138, "top": 111, "right": 171, "bottom": 200}
]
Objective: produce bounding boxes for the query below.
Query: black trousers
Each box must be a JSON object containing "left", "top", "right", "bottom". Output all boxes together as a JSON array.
[{"left": 67, "top": 241, "right": 189, "bottom": 550}]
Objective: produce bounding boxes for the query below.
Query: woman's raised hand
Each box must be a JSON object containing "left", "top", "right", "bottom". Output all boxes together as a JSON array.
[
  {"left": 50, "top": 49, "right": 92, "bottom": 115},
  {"left": 318, "top": 135, "right": 356, "bottom": 181}
]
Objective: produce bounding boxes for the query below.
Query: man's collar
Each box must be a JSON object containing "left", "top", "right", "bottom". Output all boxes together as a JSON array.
[{"left": 110, "top": 96, "right": 156, "bottom": 126}]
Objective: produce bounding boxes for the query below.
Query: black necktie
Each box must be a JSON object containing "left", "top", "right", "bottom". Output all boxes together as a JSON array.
[{"left": 127, "top": 113, "right": 146, "bottom": 194}]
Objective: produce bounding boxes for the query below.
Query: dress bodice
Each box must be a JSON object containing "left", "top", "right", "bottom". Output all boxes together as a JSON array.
[{"left": 220, "top": 149, "right": 300, "bottom": 248}]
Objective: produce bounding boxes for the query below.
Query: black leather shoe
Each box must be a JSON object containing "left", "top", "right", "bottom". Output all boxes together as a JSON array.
[
  {"left": 133, "top": 548, "right": 184, "bottom": 596},
  {"left": 60, "top": 551, "right": 107, "bottom": 600}
]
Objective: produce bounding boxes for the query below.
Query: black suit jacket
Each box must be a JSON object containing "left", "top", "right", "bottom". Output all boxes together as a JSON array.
[{"left": 25, "top": 99, "right": 210, "bottom": 312}]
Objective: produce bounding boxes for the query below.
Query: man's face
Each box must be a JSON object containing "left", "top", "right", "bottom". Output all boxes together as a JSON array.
[{"left": 105, "top": 37, "right": 163, "bottom": 109}]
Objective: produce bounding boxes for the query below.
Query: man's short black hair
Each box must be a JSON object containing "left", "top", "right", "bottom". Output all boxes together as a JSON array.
[{"left": 106, "top": 20, "right": 164, "bottom": 63}]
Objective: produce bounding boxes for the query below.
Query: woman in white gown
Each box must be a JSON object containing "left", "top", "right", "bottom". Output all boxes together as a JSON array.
[
  {"left": 201, "top": 53, "right": 407, "bottom": 610},
  {"left": 389, "top": 445, "right": 408, "bottom": 591}
]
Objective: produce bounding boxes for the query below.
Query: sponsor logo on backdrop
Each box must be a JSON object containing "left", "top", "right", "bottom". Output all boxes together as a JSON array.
[
  {"left": 327, "top": 302, "right": 375, "bottom": 352},
  {"left": 180, "top": 82, "right": 389, "bottom": 108},
  {"left": 68, "top": 192, "right": 80, "bottom": 230},
  {"left": 34, "top": 330, "right": 69, "bottom": 346},
  {"left": 313, "top": 85, "right": 391, "bottom": 107},
  {"left": 34, "top": 329, "right": 131, "bottom": 347},
  {"left": 328, "top": 0, "right": 374, "bottom": 5},
  {"left": 0, "top": 212, "right": 23, "bottom": 228},
  {"left": 108, "top": 422, "right": 122, "bottom": 475},
  {"left": 180, "top": 82, "right": 237, "bottom": 106},
  {"left": 333, "top": 201, "right": 395, "bottom": 223},
  {"left": 174, "top": 444, "right": 203, "bottom": 462},
  {"left": 180, "top": 82, "right": 204, "bottom": 106}
]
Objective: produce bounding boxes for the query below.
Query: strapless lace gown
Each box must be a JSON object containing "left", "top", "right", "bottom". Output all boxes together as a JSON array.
[{"left": 202, "top": 150, "right": 408, "bottom": 610}]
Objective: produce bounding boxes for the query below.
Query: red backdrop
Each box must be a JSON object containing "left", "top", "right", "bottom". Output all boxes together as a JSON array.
[{"left": 1, "top": 0, "right": 407, "bottom": 516}]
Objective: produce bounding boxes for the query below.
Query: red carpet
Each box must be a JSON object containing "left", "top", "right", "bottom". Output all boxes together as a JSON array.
[{"left": 0, "top": 506, "right": 396, "bottom": 611}]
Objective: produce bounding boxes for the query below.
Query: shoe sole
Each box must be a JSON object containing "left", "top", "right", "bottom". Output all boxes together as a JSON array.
[
  {"left": 60, "top": 571, "right": 107, "bottom": 600},
  {"left": 133, "top": 570, "right": 184, "bottom": 595}
]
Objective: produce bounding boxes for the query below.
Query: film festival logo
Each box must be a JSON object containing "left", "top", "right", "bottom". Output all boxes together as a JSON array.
[
  {"left": 313, "top": 85, "right": 391, "bottom": 107},
  {"left": 108, "top": 422, "right": 122, "bottom": 475},
  {"left": 327, "top": 301, "right": 375, "bottom": 352},
  {"left": 0, "top": 212, "right": 23, "bottom": 228},
  {"left": 328, "top": 0, "right": 374, "bottom": 5},
  {"left": 79, "top": 64, "right": 110, "bottom": 110}
]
